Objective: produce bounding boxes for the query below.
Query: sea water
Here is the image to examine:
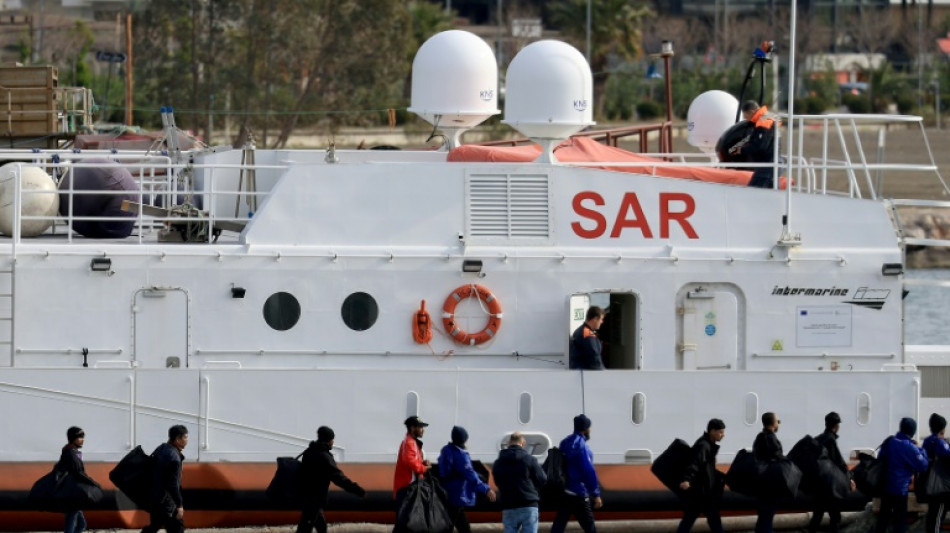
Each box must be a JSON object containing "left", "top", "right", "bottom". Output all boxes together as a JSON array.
[{"left": 904, "top": 268, "right": 950, "bottom": 345}]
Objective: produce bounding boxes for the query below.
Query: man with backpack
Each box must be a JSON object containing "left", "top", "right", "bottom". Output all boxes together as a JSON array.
[
  {"left": 551, "top": 414, "right": 602, "bottom": 533},
  {"left": 296, "top": 426, "right": 365, "bottom": 533},
  {"left": 437, "top": 426, "right": 495, "bottom": 533},
  {"left": 875, "top": 417, "right": 929, "bottom": 533},
  {"left": 59, "top": 426, "right": 88, "bottom": 533},
  {"left": 676, "top": 419, "right": 726, "bottom": 533},
  {"left": 493, "top": 432, "right": 546, "bottom": 533}
]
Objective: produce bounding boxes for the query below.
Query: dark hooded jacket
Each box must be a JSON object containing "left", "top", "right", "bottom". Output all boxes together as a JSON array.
[
  {"left": 150, "top": 442, "right": 184, "bottom": 514},
  {"left": 491, "top": 444, "right": 547, "bottom": 509},
  {"left": 56, "top": 445, "right": 85, "bottom": 475},
  {"left": 298, "top": 440, "right": 365, "bottom": 509},
  {"left": 816, "top": 429, "right": 849, "bottom": 475},
  {"left": 682, "top": 433, "right": 722, "bottom": 497}
]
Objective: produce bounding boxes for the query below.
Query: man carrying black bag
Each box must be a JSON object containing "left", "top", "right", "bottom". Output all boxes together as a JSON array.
[
  {"left": 923, "top": 413, "right": 950, "bottom": 533},
  {"left": 753, "top": 412, "right": 784, "bottom": 533},
  {"left": 60, "top": 426, "right": 89, "bottom": 533},
  {"left": 875, "top": 417, "right": 928, "bottom": 533},
  {"left": 142, "top": 425, "right": 188, "bottom": 533},
  {"left": 296, "top": 426, "right": 365, "bottom": 533},
  {"left": 807, "top": 412, "right": 855, "bottom": 533},
  {"left": 676, "top": 419, "right": 726, "bottom": 533}
]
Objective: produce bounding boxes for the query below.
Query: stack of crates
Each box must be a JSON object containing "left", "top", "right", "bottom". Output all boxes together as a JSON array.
[{"left": 0, "top": 63, "right": 59, "bottom": 137}]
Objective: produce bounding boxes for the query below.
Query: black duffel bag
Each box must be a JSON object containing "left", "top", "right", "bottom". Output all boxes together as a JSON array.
[
  {"left": 815, "top": 456, "right": 852, "bottom": 500},
  {"left": 395, "top": 475, "right": 452, "bottom": 533},
  {"left": 265, "top": 451, "right": 305, "bottom": 507},
  {"left": 760, "top": 458, "right": 803, "bottom": 499},
  {"left": 852, "top": 451, "right": 886, "bottom": 498},
  {"left": 651, "top": 438, "right": 692, "bottom": 494},
  {"left": 787, "top": 435, "right": 821, "bottom": 494},
  {"left": 916, "top": 454, "right": 950, "bottom": 503},
  {"left": 109, "top": 445, "right": 154, "bottom": 508},
  {"left": 726, "top": 449, "right": 763, "bottom": 497},
  {"left": 28, "top": 469, "right": 104, "bottom": 512}
]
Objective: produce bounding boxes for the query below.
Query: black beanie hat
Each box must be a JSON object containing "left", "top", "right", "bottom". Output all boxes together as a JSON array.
[
  {"left": 451, "top": 426, "right": 468, "bottom": 446},
  {"left": 317, "top": 426, "right": 335, "bottom": 443},
  {"left": 825, "top": 412, "right": 842, "bottom": 429},
  {"left": 900, "top": 417, "right": 917, "bottom": 437},
  {"left": 930, "top": 413, "right": 947, "bottom": 434},
  {"left": 67, "top": 426, "right": 84, "bottom": 442},
  {"left": 574, "top": 414, "right": 592, "bottom": 432}
]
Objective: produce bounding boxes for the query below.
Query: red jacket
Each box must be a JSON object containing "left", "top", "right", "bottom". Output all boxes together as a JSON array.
[{"left": 393, "top": 433, "right": 427, "bottom": 497}]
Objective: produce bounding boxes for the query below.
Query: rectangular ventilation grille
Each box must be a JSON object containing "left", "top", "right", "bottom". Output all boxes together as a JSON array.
[
  {"left": 921, "top": 366, "right": 950, "bottom": 398},
  {"left": 467, "top": 173, "right": 550, "bottom": 241}
]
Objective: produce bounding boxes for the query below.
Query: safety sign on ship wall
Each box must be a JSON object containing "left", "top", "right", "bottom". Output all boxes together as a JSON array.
[{"left": 796, "top": 305, "right": 852, "bottom": 347}]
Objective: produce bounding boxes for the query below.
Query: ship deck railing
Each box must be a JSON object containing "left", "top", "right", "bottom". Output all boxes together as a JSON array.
[{"left": 0, "top": 112, "right": 945, "bottom": 245}]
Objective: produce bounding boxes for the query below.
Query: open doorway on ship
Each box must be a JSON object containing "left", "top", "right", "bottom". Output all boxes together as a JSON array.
[{"left": 569, "top": 291, "right": 639, "bottom": 369}]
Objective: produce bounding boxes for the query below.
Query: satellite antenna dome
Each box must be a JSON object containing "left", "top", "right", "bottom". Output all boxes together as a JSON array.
[
  {"left": 408, "top": 30, "right": 499, "bottom": 149},
  {"left": 503, "top": 40, "right": 594, "bottom": 163},
  {"left": 686, "top": 90, "right": 740, "bottom": 155}
]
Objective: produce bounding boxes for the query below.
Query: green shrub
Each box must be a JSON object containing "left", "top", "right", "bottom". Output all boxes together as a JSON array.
[
  {"left": 636, "top": 100, "right": 662, "bottom": 120},
  {"left": 895, "top": 93, "right": 915, "bottom": 114},
  {"left": 842, "top": 93, "right": 870, "bottom": 113},
  {"left": 794, "top": 96, "right": 826, "bottom": 115}
]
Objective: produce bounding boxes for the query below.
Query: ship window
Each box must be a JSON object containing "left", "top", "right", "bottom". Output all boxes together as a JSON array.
[
  {"left": 519, "top": 392, "right": 532, "bottom": 424},
  {"left": 342, "top": 292, "right": 378, "bottom": 331},
  {"left": 921, "top": 366, "right": 950, "bottom": 398},
  {"left": 263, "top": 292, "right": 301, "bottom": 331},
  {"left": 631, "top": 392, "right": 646, "bottom": 424}
]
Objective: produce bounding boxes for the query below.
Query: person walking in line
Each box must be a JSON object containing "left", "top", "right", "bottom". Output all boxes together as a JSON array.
[
  {"left": 875, "top": 417, "right": 929, "bottom": 533},
  {"left": 676, "top": 419, "right": 726, "bottom": 533},
  {"left": 492, "top": 432, "right": 547, "bottom": 533},
  {"left": 296, "top": 426, "right": 365, "bottom": 533},
  {"left": 392, "top": 416, "right": 429, "bottom": 531},
  {"left": 570, "top": 307, "right": 605, "bottom": 370},
  {"left": 922, "top": 414, "right": 950, "bottom": 533},
  {"left": 142, "top": 425, "right": 188, "bottom": 533},
  {"left": 59, "top": 426, "right": 87, "bottom": 533},
  {"left": 753, "top": 412, "right": 783, "bottom": 533},
  {"left": 551, "top": 414, "right": 602, "bottom": 533},
  {"left": 438, "top": 426, "right": 496, "bottom": 533},
  {"left": 807, "top": 412, "right": 855, "bottom": 533}
]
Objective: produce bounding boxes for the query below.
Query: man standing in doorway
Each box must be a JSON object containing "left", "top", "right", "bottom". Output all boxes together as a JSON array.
[
  {"left": 676, "top": 419, "right": 726, "bottom": 533},
  {"left": 570, "top": 307, "right": 605, "bottom": 370},
  {"left": 551, "top": 414, "right": 602, "bottom": 533},
  {"left": 142, "top": 425, "right": 188, "bottom": 533}
]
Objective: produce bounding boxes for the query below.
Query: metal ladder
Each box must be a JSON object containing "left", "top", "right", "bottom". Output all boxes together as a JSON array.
[{"left": 0, "top": 261, "right": 13, "bottom": 365}]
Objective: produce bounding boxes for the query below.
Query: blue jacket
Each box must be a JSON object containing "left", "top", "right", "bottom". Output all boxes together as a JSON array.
[
  {"left": 879, "top": 433, "right": 928, "bottom": 496},
  {"left": 559, "top": 432, "right": 600, "bottom": 498},
  {"left": 150, "top": 442, "right": 184, "bottom": 513},
  {"left": 438, "top": 443, "right": 490, "bottom": 507},
  {"left": 923, "top": 434, "right": 950, "bottom": 462}
]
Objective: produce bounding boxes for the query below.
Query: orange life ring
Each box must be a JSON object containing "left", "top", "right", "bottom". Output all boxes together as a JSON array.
[{"left": 441, "top": 284, "right": 503, "bottom": 346}]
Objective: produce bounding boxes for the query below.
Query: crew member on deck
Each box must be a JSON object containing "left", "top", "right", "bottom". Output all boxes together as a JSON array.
[
  {"left": 570, "top": 307, "right": 605, "bottom": 370},
  {"left": 739, "top": 100, "right": 776, "bottom": 189}
]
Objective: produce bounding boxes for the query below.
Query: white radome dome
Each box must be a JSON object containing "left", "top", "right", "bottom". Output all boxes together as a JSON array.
[
  {"left": 0, "top": 164, "right": 59, "bottom": 237},
  {"left": 408, "top": 30, "right": 499, "bottom": 148},
  {"left": 503, "top": 40, "right": 594, "bottom": 142},
  {"left": 686, "top": 90, "right": 740, "bottom": 154}
]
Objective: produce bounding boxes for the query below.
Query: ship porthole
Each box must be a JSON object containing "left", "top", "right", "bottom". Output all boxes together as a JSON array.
[
  {"left": 342, "top": 292, "right": 378, "bottom": 331},
  {"left": 262, "top": 292, "right": 301, "bottom": 331}
]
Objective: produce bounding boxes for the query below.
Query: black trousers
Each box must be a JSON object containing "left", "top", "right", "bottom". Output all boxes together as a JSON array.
[
  {"left": 446, "top": 504, "right": 472, "bottom": 533},
  {"left": 807, "top": 498, "right": 842, "bottom": 533},
  {"left": 755, "top": 498, "right": 777, "bottom": 533},
  {"left": 550, "top": 494, "right": 596, "bottom": 533},
  {"left": 676, "top": 493, "right": 723, "bottom": 533},
  {"left": 925, "top": 496, "right": 950, "bottom": 533},
  {"left": 296, "top": 506, "right": 328, "bottom": 533},
  {"left": 875, "top": 493, "right": 909, "bottom": 533},
  {"left": 392, "top": 487, "right": 409, "bottom": 533},
  {"left": 140, "top": 509, "right": 184, "bottom": 533}
]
